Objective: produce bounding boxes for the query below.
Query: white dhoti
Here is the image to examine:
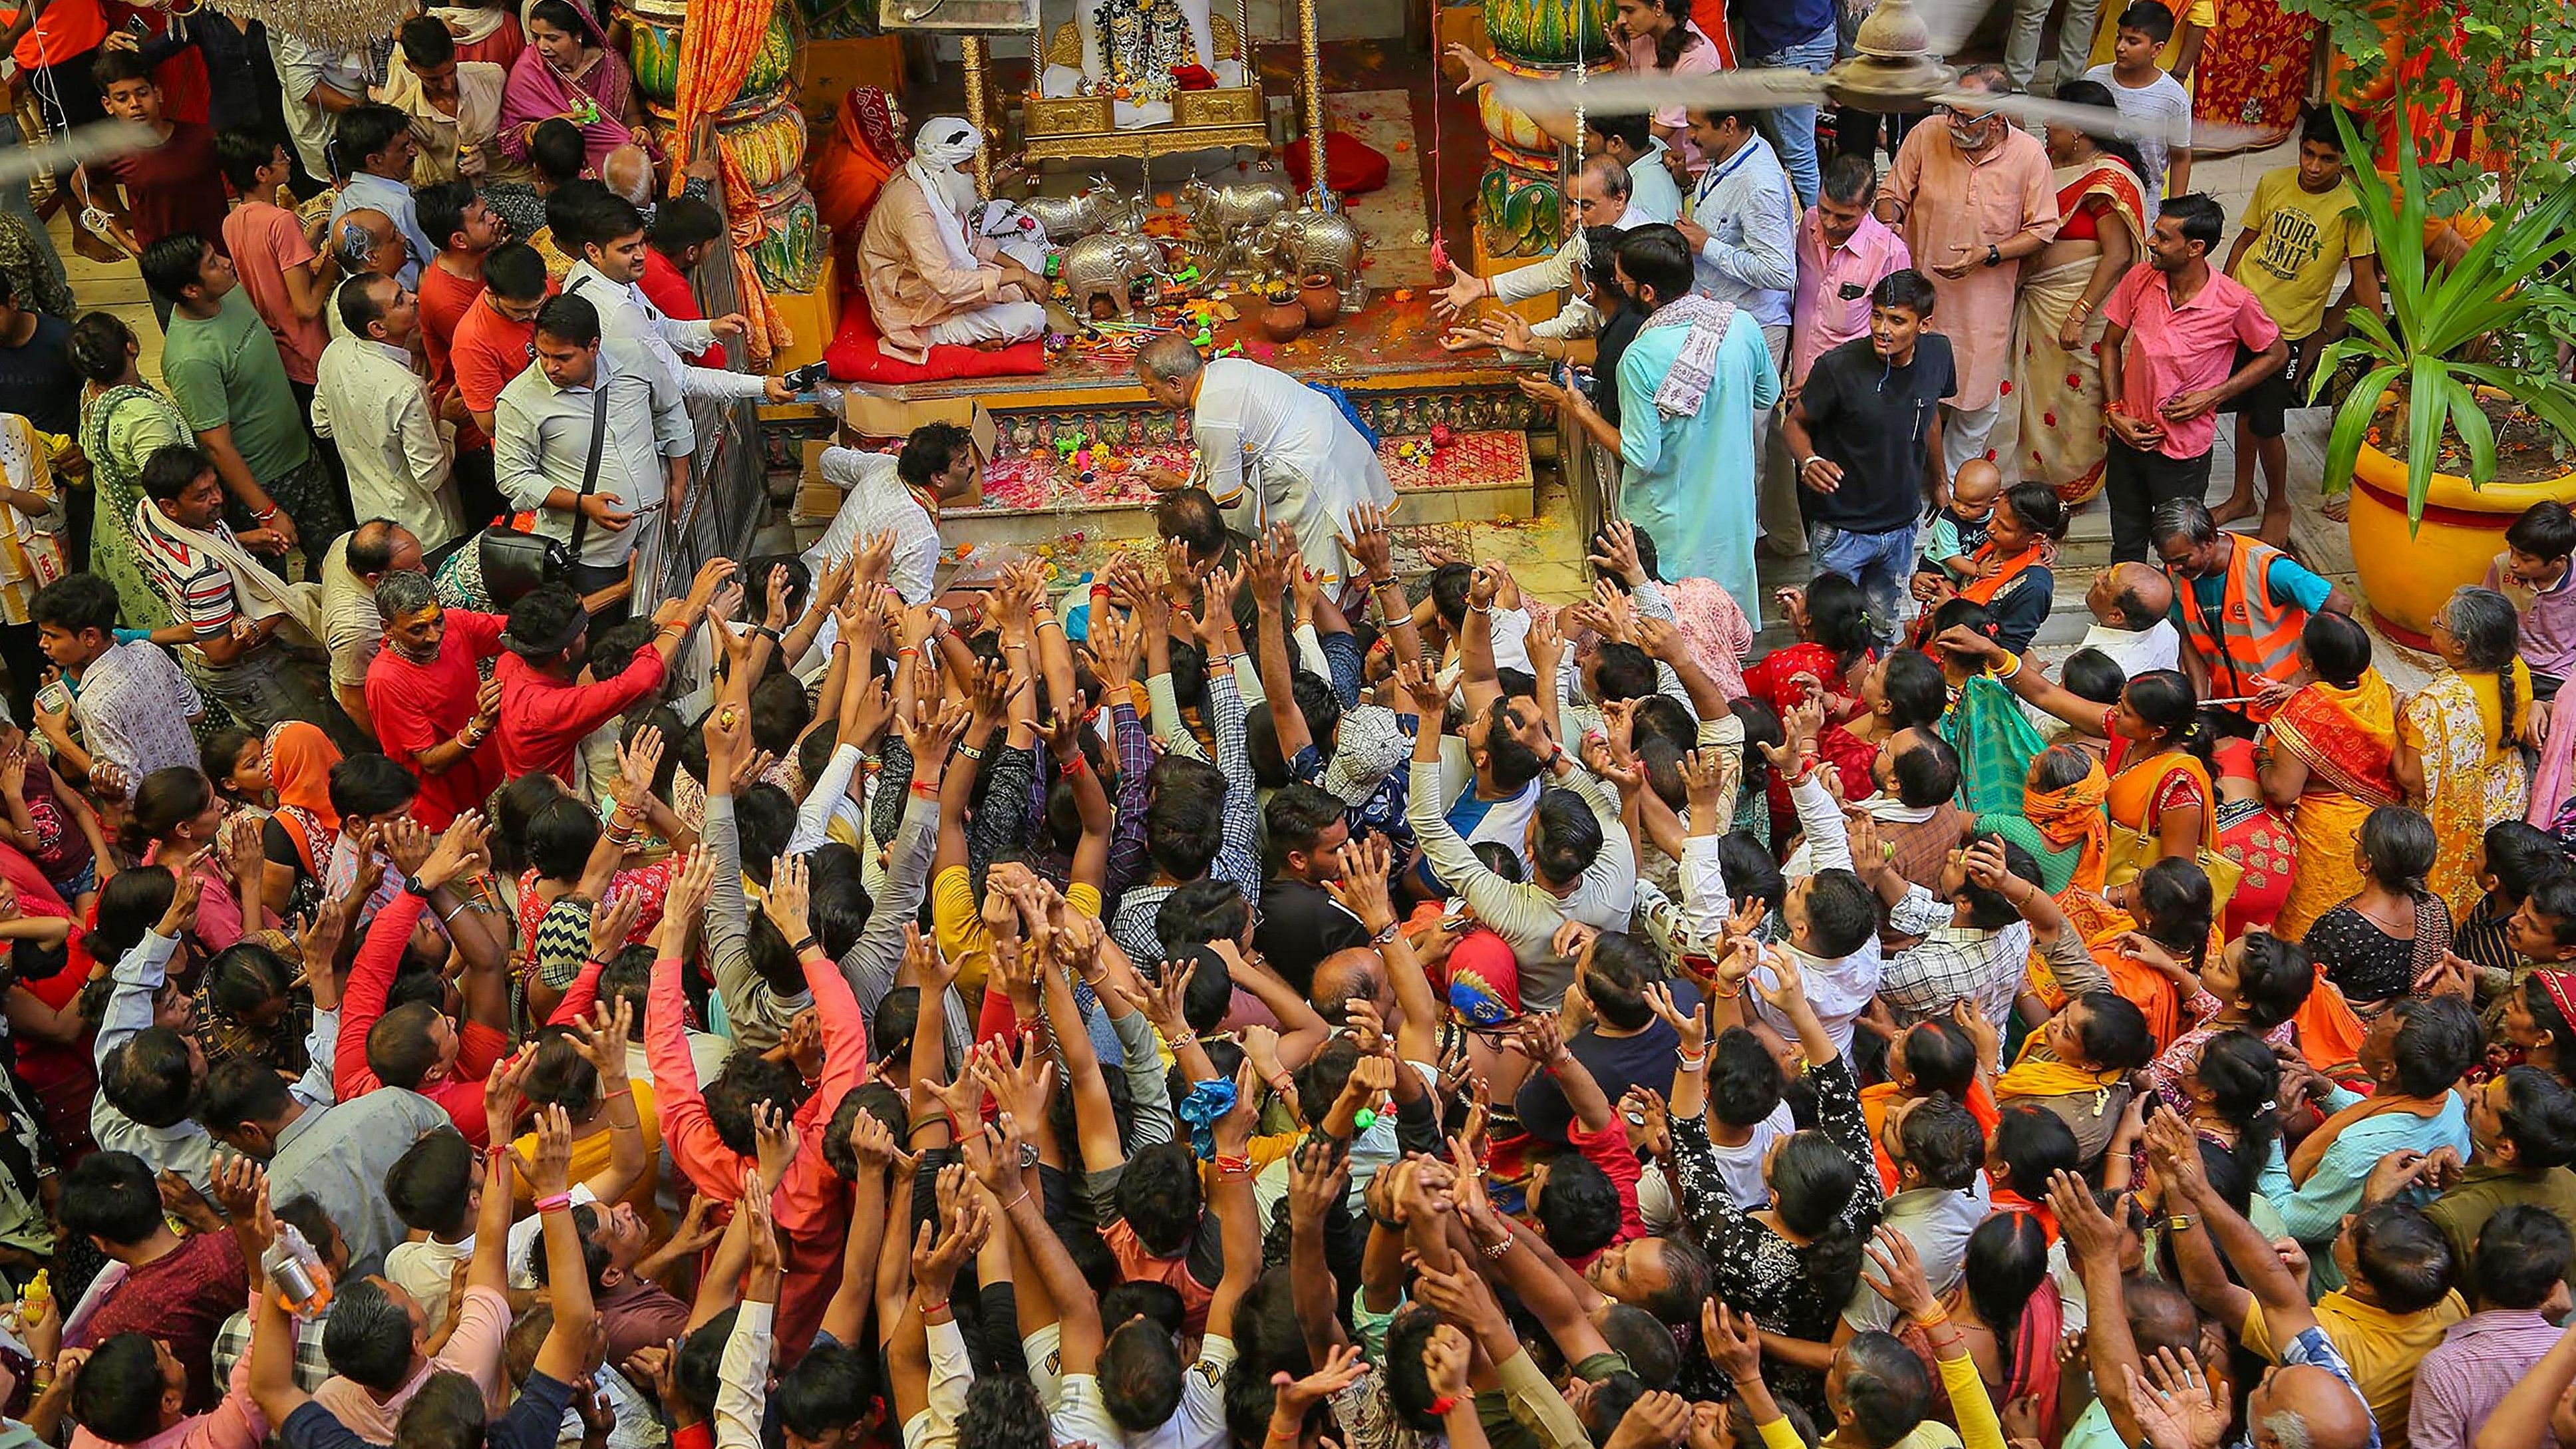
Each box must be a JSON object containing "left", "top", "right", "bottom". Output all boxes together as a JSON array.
[{"left": 925, "top": 299, "right": 1049, "bottom": 347}]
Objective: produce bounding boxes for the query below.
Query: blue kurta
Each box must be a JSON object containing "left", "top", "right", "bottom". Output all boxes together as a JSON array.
[{"left": 1615, "top": 309, "right": 1781, "bottom": 631}]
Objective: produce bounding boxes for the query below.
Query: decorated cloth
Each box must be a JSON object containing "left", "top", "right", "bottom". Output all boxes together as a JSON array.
[
  {"left": 434, "top": 3, "right": 524, "bottom": 65},
  {"left": 1645, "top": 294, "right": 1740, "bottom": 420},
  {"left": 0, "top": 414, "right": 65, "bottom": 627},
  {"left": 2263, "top": 670, "right": 2401, "bottom": 941},
  {"left": 2014, "top": 157, "right": 2146, "bottom": 504},
  {"left": 1941, "top": 674, "right": 2048, "bottom": 818},
  {"left": 2403, "top": 668, "right": 2532, "bottom": 921},
  {"left": 498, "top": 3, "right": 651, "bottom": 175}
]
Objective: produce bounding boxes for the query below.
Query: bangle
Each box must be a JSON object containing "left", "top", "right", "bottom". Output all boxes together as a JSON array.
[
  {"left": 1912, "top": 1303, "right": 1951, "bottom": 1329},
  {"left": 1001, "top": 1191, "right": 1031, "bottom": 1211},
  {"left": 1371, "top": 575, "right": 1399, "bottom": 590},
  {"left": 957, "top": 742, "right": 985, "bottom": 762},
  {"left": 1269, "top": 1072, "right": 1294, "bottom": 1092},
  {"left": 790, "top": 935, "right": 820, "bottom": 957},
  {"left": 535, "top": 1192, "right": 574, "bottom": 1213},
  {"left": 1369, "top": 920, "right": 1400, "bottom": 945},
  {"left": 1482, "top": 1235, "right": 1515, "bottom": 1258},
  {"left": 1058, "top": 751, "right": 1088, "bottom": 776}
]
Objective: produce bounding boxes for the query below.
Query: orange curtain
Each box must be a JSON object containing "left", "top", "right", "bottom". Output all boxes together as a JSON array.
[{"left": 669, "top": 0, "right": 787, "bottom": 363}]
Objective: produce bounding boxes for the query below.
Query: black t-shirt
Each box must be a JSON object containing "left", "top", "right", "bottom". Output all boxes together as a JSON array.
[
  {"left": 1591, "top": 303, "right": 1646, "bottom": 430},
  {"left": 1798, "top": 333, "right": 1957, "bottom": 534},
  {"left": 1254, "top": 878, "right": 1368, "bottom": 997},
  {"left": 0, "top": 314, "right": 79, "bottom": 436}
]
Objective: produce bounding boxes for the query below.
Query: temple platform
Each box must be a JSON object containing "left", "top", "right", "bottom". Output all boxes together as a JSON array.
[{"left": 812, "top": 293, "right": 1545, "bottom": 573}]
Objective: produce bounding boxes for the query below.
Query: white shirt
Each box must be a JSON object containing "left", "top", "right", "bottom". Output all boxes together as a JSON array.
[
  {"left": 1628, "top": 139, "right": 1687, "bottom": 224},
  {"left": 1188, "top": 357, "right": 1392, "bottom": 562},
  {"left": 313, "top": 335, "right": 460, "bottom": 550},
  {"left": 1702, "top": 1099, "right": 1796, "bottom": 1208},
  {"left": 2026, "top": 619, "right": 2183, "bottom": 734},
  {"left": 493, "top": 350, "right": 693, "bottom": 568},
  {"left": 1687, "top": 132, "right": 1798, "bottom": 329},
  {"left": 1051, "top": 1333, "right": 1235, "bottom": 1449},
  {"left": 565, "top": 260, "right": 763, "bottom": 406},
  {"left": 807, "top": 447, "right": 943, "bottom": 603},
  {"left": 270, "top": 34, "right": 370, "bottom": 182},
  {"left": 1496, "top": 203, "right": 1652, "bottom": 340}
]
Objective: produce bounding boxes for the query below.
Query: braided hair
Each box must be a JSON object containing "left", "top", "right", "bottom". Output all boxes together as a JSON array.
[{"left": 2442, "top": 586, "right": 2525, "bottom": 750}]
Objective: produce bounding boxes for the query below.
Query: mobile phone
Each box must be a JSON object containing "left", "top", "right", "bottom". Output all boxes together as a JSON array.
[{"left": 780, "top": 360, "right": 831, "bottom": 393}]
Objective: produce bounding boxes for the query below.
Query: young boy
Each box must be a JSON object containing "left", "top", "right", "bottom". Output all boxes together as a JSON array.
[
  {"left": 216, "top": 132, "right": 336, "bottom": 402},
  {"left": 80, "top": 50, "right": 229, "bottom": 329},
  {"left": 1915, "top": 458, "right": 2002, "bottom": 595},
  {"left": 2452, "top": 821, "right": 2571, "bottom": 991},
  {"left": 2488, "top": 500, "right": 2576, "bottom": 698},
  {"left": 2086, "top": 2, "right": 2192, "bottom": 218},
  {"left": 2215, "top": 106, "right": 2383, "bottom": 545}
]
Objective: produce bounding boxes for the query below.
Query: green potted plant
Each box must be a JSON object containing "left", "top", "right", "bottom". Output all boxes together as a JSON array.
[{"left": 2315, "top": 102, "right": 2576, "bottom": 644}]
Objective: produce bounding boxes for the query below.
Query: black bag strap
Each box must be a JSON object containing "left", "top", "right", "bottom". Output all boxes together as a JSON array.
[{"left": 565, "top": 371, "right": 610, "bottom": 561}]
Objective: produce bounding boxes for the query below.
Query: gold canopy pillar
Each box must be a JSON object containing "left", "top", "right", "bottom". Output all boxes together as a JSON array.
[
  {"left": 963, "top": 33, "right": 995, "bottom": 194},
  {"left": 1298, "top": 0, "right": 1322, "bottom": 189}
]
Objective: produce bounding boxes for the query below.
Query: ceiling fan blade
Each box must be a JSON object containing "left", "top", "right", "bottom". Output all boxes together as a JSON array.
[
  {"left": 1490, "top": 68, "right": 1829, "bottom": 117},
  {"left": 1936, "top": 90, "right": 2271, "bottom": 153},
  {"left": 0, "top": 120, "right": 156, "bottom": 192}
]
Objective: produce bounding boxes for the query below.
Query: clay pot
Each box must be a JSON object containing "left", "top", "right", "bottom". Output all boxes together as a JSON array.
[
  {"left": 1260, "top": 299, "right": 1307, "bottom": 343},
  {"left": 1299, "top": 273, "right": 1341, "bottom": 328}
]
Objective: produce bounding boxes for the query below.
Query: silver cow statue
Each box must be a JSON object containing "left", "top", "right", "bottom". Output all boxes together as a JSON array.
[
  {"left": 1058, "top": 227, "right": 1166, "bottom": 317},
  {"left": 1253, "top": 206, "right": 1365, "bottom": 309},
  {"left": 1182, "top": 172, "right": 1293, "bottom": 269},
  {"left": 1022, "top": 176, "right": 1139, "bottom": 243}
]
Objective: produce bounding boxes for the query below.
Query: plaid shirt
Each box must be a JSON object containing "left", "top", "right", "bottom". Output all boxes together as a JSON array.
[
  {"left": 212, "top": 1308, "right": 333, "bottom": 1392},
  {"left": 1877, "top": 884, "right": 2031, "bottom": 1027}
]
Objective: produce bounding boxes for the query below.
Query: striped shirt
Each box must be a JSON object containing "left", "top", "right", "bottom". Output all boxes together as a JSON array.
[
  {"left": 135, "top": 513, "right": 249, "bottom": 641},
  {"left": 2411, "top": 1310, "right": 2561, "bottom": 1449}
]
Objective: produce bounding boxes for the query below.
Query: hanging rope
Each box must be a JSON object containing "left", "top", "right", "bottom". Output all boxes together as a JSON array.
[{"left": 1427, "top": 0, "right": 1451, "bottom": 273}]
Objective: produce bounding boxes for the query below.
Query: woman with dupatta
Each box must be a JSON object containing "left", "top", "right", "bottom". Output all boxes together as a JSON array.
[
  {"left": 0, "top": 414, "right": 67, "bottom": 723},
  {"left": 2012, "top": 86, "right": 2146, "bottom": 507},
  {"left": 2257, "top": 611, "right": 2400, "bottom": 941},
  {"left": 1913, "top": 483, "right": 2070, "bottom": 653},
  {"left": 2400, "top": 586, "right": 2536, "bottom": 919},
  {"left": 1981, "top": 744, "right": 2108, "bottom": 895},
  {"left": 1945, "top": 622, "right": 2225, "bottom": 907},
  {"left": 811, "top": 86, "right": 908, "bottom": 285},
  {"left": 67, "top": 313, "right": 177, "bottom": 639},
  {"left": 499, "top": 0, "right": 654, "bottom": 176},
  {"left": 257, "top": 722, "right": 339, "bottom": 921}
]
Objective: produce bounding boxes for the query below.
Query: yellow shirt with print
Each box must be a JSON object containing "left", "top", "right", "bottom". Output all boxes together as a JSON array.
[
  {"left": 2239, "top": 1290, "right": 2466, "bottom": 1449},
  {"left": 932, "top": 868, "right": 1101, "bottom": 1003},
  {"left": 2235, "top": 168, "right": 2376, "bottom": 341}
]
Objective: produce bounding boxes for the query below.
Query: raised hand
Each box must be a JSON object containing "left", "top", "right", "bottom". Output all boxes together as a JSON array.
[
  {"left": 761, "top": 851, "right": 812, "bottom": 945},
  {"left": 1859, "top": 1224, "right": 1939, "bottom": 1320},
  {"left": 1641, "top": 983, "right": 1706, "bottom": 1057}
]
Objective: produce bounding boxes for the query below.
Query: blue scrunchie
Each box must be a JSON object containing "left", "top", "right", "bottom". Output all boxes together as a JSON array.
[{"left": 1178, "top": 1077, "right": 1238, "bottom": 1158}]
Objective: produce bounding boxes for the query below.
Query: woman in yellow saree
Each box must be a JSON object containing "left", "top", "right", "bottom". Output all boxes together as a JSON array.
[
  {"left": 2400, "top": 587, "right": 2535, "bottom": 919},
  {"left": 2012, "top": 89, "right": 2146, "bottom": 507},
  {"left": 2259, "top": 613, "right": 2401, "bottom": 942}
]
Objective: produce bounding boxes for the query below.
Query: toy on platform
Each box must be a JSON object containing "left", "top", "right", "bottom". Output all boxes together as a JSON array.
[
  {"left": 1253, "top": 206, "right": 1365, "bottom": 311},
  {"left": 1022, "top": 176, "right": 1144, "bottom": 243},
  {"left": 1058, "top": 226, "right": 1170, "bottom": 318},
  {"left": 1184, "top": 172, "right": 1295, "bottom": 281}
]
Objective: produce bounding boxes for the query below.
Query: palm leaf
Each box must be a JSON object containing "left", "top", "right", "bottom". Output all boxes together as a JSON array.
[
  {"left": 2323, "top": 363, "right": 2404, "bottom": 500},
  {"left": 2406, "top": 354, "right": 2452, "bottom": 524},
  {"left": 2440, "top": 374, "right": 2498, "bottom": 486}
]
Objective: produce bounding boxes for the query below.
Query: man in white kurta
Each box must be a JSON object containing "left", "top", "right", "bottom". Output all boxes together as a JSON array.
[
  {"left": 312, "top": 274, "right": 461, "bottom": 550},
  {"left": 1436, "top": 156, "right": 1644, "bottom": 341},
  {"left": 1136, "top": 336, "right": 1393, "bottom": 589}
]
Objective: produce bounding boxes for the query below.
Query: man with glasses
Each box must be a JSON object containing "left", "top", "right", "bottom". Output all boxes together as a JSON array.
[
  {"left": 1437, "top": 154, "right": 1645, "bottom": 337},
  {"left": 1875, "top": 65, "right": 2060, "bottom": 486}
]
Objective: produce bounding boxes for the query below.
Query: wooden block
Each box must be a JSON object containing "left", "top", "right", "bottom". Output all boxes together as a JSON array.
[
  {"left": 796, "top": 36, "right": 907, "bottom": 116},
  {"left": 1436, "top": 4, "right": 1488, "bottom": 80}
]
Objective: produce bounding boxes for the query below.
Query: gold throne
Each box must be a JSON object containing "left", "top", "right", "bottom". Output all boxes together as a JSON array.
[{"left": 1019, "top": 11, "right": 1269, "bottom": 162}]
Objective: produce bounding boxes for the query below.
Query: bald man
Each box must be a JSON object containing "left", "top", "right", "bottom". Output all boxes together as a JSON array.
[
  {"left": 601, "top": 144, "right": 655, "bottom": 210},
  {"left": 1435, "top": 153, "right": 1647, "bottom": 343}
]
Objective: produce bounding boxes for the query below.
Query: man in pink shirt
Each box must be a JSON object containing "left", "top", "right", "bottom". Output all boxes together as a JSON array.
[
  {"left": 214, "top": 133, "right": 333, "bottom": 399},
  {"left": 1873, "top": 65, "right": 2060, "bottom": 483},
  {"left": 2100, "top": 192, "right": 2287, "bottom": 562},
  {"left": 1790, "top": 152, "right": 1913, "bottom": 393}
]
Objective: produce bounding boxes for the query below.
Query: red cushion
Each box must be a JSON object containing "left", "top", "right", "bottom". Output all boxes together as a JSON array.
[
  {"left": 1283, "top": 130, "right": 1391, "bottom": 198},
  {"left": 823, "top": 301, "right": 1047, "bottom": 384}
]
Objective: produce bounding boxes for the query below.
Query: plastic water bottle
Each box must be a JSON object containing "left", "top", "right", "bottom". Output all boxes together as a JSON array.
[{"left": 263, "top": 1223, "right": 333, "bottom": 1319}]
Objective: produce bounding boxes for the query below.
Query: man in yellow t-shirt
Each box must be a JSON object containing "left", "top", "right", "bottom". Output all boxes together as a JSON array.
[{"left": 2213, "top": 106, "right": 2384, "bottom": 546}]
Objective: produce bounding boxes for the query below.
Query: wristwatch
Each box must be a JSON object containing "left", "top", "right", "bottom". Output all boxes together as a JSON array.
[{"left": 1985, "top": 243, "right": 2003, "bottom": 268}]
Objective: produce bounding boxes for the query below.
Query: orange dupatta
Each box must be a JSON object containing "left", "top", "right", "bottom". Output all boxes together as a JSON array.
[
  {"left": 2024, "top": 757, "right": 2112, "bottom": 895},
  {"left": 2265, "top": 672, "right": 2403, "bottom": 806},
  {"left": 1961, "top": 544, "right": 2047, "bottom": 606},
  {"left": 265, "top": 721, "right": 342, "bottom": 878}
]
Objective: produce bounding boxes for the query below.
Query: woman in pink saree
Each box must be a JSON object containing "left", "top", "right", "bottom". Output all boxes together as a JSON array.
[{"left": 499, "top": 0, "right": 656, "bottom": 175}]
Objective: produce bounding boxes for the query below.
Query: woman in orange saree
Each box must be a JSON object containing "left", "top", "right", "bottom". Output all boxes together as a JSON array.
[
  {"left": 2258, "top": 613, "right": 2402, "bottom": 942},
  {"left": 2012, "top": 104, "right": 2146, "bottom": 506}
]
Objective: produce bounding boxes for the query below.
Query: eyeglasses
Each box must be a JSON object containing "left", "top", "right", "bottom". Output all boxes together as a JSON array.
[{"left": 1941, "top": 105, "right": 1998, "bottom": 124}]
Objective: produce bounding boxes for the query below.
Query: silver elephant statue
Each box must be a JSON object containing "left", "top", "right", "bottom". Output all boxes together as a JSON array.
[
  {"left": 1022, "top": 176, "right": 1139, "bottom": 243},
  {"left": 1059, "top": 228, "right": 1166, "bottom": 317},
  {"left": 1254, "top": 207, "right": 1365, "bottom": 309}
]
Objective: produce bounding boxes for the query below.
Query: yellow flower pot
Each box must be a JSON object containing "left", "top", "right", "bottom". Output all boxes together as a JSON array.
[{"left": 2347, "top": 424, "right": 2576, "bottom": 647}]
